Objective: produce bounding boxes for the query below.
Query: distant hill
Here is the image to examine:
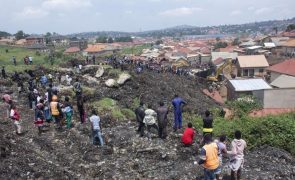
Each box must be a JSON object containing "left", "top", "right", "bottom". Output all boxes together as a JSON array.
[{"left": 70, "top": 17, "right": 295, "bottom": 38}]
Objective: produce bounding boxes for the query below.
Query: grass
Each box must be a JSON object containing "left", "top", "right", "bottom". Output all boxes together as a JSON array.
[
  {"left": 119, "top": 44, "right": 151, "bottom": 56},
  {"left": 0, "top": 45, "right": 75, "bottom": 73},
  {"left": 90, "top": 98, "right": 135, "bottom": 121}
]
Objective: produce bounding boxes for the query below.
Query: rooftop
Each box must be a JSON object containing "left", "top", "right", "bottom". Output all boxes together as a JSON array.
[
  {"left": 229, "top": 79, "right": 272, "bottom": 91},
  {"left": 237, "top": 55, "right": 269, "bottom": 68},
  {"left": 266, "top": 59, "right": 295, "bottom": 76},
  {"left": 271, "top": 74, "right": 295, "bottom": 88}
]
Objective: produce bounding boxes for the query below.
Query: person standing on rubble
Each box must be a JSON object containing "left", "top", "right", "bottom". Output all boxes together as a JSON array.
[
  {"left": 135, "top": 101, "right": 145, "bottom": 137},
  {"left": 77, "top": 95, "right": 85, "bottom": 124},
  {"left": 35, "top": 100, "right": 45, "bottom": 135},
  {"left": 63, "top": 96, "right": 73, "bottom": 129},
  {"left": 10, "top": 104, "right": 22, "bottom": 135},
  {"left": 156, "top": 101, "right": 168, "bottom": 139},
  {"left": 2, "top": 66, "right": 6, "bottom": 79},
  {"left": 227, "top": 130, "right": 247, "bottom": 180},
  {"left": 143, "top": 104, "right": 158, "bottom": 140},
  {"left": 203, "top": 110, "right": 214, "bottom": 136},
  {"left": 50, "top": 95, "right": 63, "bottom": 129},
  {"left": 2, "top": 94, "right": 12, "bottom": 118},
  {"left": 198, "top": 133, "right": 220, "bottom": 180},
  {"left": 172, "top": 94, "right": 186, "bottom": 131},
  {"left": 89, "top": 109, "right": 104, "bottom": 146}
]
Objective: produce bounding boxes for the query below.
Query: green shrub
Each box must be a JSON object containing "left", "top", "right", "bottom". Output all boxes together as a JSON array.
[
  {"left": 121, "top": 108, "right": 136, "bottom": 120},
  {"left": 111, "top": 108, "right": 125, "bottom": 120},
  {"left": 185, "top": 112, "right": 295, "bottom": 155},
  {"left": 226, "top": 95, "right": 262, "bottom": 118}
]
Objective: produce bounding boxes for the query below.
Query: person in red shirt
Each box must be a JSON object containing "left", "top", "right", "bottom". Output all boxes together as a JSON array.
[{"left": 181, "top": 122, "right": 195, "bottom": 146}]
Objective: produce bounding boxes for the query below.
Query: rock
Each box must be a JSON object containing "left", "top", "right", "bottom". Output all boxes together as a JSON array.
[
  {"left": 105, "top": 79, "right": 117, "bottom": 88},
  {"left": 95, "top": 66, "right": 104, "bottom": 78},
  {"left": 117, "top": 73, "right": 131, "bottom": 85},
  {"left": 83, "top": 75, "right": 100, "bottom": 85}
]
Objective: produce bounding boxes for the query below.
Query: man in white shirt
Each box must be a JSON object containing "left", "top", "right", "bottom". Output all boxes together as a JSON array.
[{"left": 89, "top": 110, "right": 104, "bottom": 146}]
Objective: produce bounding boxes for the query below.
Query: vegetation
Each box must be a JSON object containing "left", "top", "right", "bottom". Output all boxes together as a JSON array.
[
  {"left": 14, "top": 30, "right": 29, "bottom": 40},
  {"left": 226, "top": 95, "right": 262, "bottom": 118},
  {"left": 120, "top": 44, "right": 151, "bottom": 55},
  {"left": 96, "top": 36, "right": 133, "bottom": 43},
  {"left": 91, "top": 98, "right": 135, "bottom": 121},
  {"left": 0, "top": 31, "right": 11, "bottom": 38},
  {"left": 232, "top": 38, "right": 240, "bottom": 46},
  {"left": 183, "top": 97, "right": 295, "bottom": 155},
  {"left": 214, "top": 41, "right": 228, "bottom": 49},
  {"left": 286, "top": 24, "right": 295, "bottom": 32}
]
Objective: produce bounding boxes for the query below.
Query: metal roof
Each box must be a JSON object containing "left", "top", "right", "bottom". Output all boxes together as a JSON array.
[
  {"left": 264, "top": 42, "right": 276, "bottom": 48},
  {"left": 229, "top": 79, "right": 272, "bottom": 91},
  {"left": 271, "top": 74, "right": 295, "bottom": 88},
  {"left": 237, "top": 55, "right": 269, "bottom": 68}
]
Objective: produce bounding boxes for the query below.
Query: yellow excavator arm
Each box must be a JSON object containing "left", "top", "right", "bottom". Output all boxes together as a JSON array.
[{"left": 207, "top": 58, "right": 232, "bottom": 81}]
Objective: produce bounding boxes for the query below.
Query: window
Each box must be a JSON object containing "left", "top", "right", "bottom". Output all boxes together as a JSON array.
[
  {"left": 243, "top": 69, "right": 248, "bottom": 76},
  {"left": 259, "top": 69, "right": 264, "bottom": 73},
  {"left": 249, "top": 69, "right": 254, "bottom": 77}
]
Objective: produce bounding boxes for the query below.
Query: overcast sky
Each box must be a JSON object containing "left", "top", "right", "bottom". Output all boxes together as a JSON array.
[{"left": 0, "top": 0, "right": 294, "bottom": 34}]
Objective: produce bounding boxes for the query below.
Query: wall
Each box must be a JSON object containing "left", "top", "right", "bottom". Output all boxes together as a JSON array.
[{"left": 253, "top": 88, "right": 295, "bottom": 108}]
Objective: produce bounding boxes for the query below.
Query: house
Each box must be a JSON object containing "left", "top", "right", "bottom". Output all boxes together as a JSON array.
[
  {"left": 280, "top": 38, "right": 295, "bottom": 55},
  {"left": 237, "top": 55, "right": 269, "bottom": 77},
  {"left": 69, "top": 40, "right": 88, "bottom": 50},
  {"left": 266, "top": 59, "right": 295, "bottom": 82},
  {"left": 84, "top": 43, "right": 120, "bottom": 56},
  {"left": 50, "top": 35, "right": 69, "bottom": 47},
  {"left": 245, "top": 45, "right": 263, "bottom": 55},
  {"left": 64, "top": 47, "right": 80, "bottom": 54},
  {"left": 227, "top": 79, "right": 272, "bottom": 100},
  {"left": 270, "top": 75, "right": 295, "bottom": 88},
  {"left": 0, "top": 38, "right": 14, "bottom": 45},
  {"left": 25, "top": 35, "right": 45, "bottom": 46}
]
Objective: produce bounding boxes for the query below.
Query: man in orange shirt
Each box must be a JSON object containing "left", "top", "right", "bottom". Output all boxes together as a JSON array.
[
  {"left": 198, "top": 133, "right": 219, "bottom": 180},
  {"left": 181, "top": 123, "right": 195, "bottom": 146}
]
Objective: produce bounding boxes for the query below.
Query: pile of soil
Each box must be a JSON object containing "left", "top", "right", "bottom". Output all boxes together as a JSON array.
[{"left": 1, "top": 66, "right": 294, "bottom": 179}]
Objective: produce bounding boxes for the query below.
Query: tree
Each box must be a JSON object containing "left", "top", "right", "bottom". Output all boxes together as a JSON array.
[
  {"left": 286, "top": 24, "right": 295, "bottom": 32},
  {"left": 45, "top": 32, "right": 52, "bottom": 44},
  {"left": 232, "top": 38, "right": 240, "bottom": 46},
  {"left": 115, "top": 36, "right": 133, "bottom": 42},
  {"left": 214, "top": 42, "right": 228, "bottom": 49},
  {"left": 107, "top": 37, "right": 114, "bottom": 43},
  {"left": 15, "top": 30, "right": 26, "bottom": 40},
  {"left": 155, "top": 39, "right": 163, "bottom": 45},
  {"left": 0, "top": 31, "right": 11, "bottom": 38},
  {"left": 96, "top": 36, "right": 107, "bottom": 43}
]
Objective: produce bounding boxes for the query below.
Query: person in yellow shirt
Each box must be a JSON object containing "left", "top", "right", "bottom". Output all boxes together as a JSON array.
[{"left": 198, "top": 133, "right": 219, "bottom": 180}]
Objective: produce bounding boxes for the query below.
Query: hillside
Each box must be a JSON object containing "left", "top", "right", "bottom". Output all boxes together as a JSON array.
[{"left": 70, "top": 17, "right": 295, "bottom": 38}]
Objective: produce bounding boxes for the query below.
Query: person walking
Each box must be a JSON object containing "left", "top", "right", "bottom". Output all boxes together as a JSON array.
[
  {"left": 203, "top": 110, "right": 214, "bottom": 136},
  {"left": 227, "top": 130, "right": 247, "bottom": 180},
  {"left": 12, "top": 56, "right": 16, "bottom": 66},
  {"left": 89, "top": 109, "right": 104, "bottom": 146},
  {"left": 135, "top": 101, "right": 145, "bottom": 137},
  {"left": 156, "top": 101, "right": 168, "bottom": 139},
  {"left": 10, "top": 104, "right": 22, "bottom": 135},
  {"left": 143, "top": 104, "right": 158, "bottom": 140},
  {"left": 172, "top": 94, "right": 186, "bottom": 131},
  {"left": 198, "top": 134, "right": 220, "bottom": 180}
]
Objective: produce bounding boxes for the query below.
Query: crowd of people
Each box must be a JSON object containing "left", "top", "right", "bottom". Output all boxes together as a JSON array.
[
  {"left": 1, "top": 55, "right": 246, "bottom": 180},
  {"left": 134, "top": 95, "right": 246, "bottom": 180}
]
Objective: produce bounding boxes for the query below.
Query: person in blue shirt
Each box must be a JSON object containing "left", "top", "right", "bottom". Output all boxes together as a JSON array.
[{"left": 171, "top": 94, "right": 186, "bottom": 131}]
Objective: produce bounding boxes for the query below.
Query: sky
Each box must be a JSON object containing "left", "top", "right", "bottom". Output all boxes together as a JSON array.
[{"left": 0, "top": 0, "right": 294, "bottom": 34}]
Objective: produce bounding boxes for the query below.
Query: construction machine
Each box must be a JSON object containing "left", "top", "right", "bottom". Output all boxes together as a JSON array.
[{"left": 207, "top": 58, "right": 233, "bottom": 82}]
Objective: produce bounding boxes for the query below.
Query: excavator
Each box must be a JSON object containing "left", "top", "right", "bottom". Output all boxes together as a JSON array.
[{"left": 207, "top": 58, "right": 233, "bottom": 82}]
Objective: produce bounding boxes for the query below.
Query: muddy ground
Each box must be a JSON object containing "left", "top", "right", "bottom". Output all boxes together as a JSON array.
[{"left": 0, "top": 65, "right": 295, "bottom": 179}]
